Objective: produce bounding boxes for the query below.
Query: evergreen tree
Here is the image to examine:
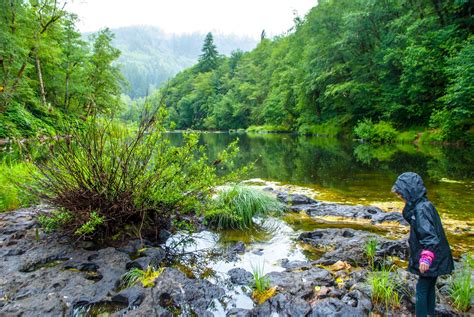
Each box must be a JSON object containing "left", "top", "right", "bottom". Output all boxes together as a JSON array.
[{"left": 197, "top": 32, "right": 218, "bottom": 72}]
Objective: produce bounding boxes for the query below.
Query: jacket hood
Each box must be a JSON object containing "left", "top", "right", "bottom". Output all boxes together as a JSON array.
[
  {"left": 392, "top": 172, "right": 427, "bottom": 203},
  {"left": 392, "top": 172, "right": 427, "bottom": 221}
]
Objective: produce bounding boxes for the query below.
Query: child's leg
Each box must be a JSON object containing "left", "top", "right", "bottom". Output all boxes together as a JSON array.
[
  {"left": 416, "top": 276, "right": 436, "bottom": 317},
  {"left": 427, "top": 276, "right": 438, "bottom": 315}
]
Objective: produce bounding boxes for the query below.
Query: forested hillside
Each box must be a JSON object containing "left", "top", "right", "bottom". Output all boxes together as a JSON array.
[
  {"left": 162, "top": 0, "right": 474, "bottom": 144},
  {"left": 0, "top": 1, "right": 123, "bottom": 138},
  {"left": 109, "top": 26, "right": 257, "bottom": 98}
]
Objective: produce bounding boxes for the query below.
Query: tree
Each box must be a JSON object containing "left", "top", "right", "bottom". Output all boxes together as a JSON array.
[
  {"left": 197, "top": 32, "right": 219, "bottom": 73},
  {"left": 84, "top": 28, "right": 123, "bottom": 115}
]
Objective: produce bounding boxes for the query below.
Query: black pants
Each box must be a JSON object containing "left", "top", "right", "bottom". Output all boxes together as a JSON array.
[{"left": 416, "top": 276, "right": 438, "bottom": 317}]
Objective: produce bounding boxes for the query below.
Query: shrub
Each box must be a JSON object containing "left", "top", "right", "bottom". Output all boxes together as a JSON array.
[
  {"left": 205, "top": 185, "right": 284, "bottom": 230},
  {"left": 34, "top": 105, "right": 247, "bottom": 242},
  {"left": 354, "top": 119, "right": 398, "bottom": 143},
  {"left": 449, "top": 254, "right": 473, "bottom": 312},
  {"left": 246, "top": 125, "right": 290, "bottom": 133},
  {"left": 368, "top": 266, "right": 402, "bottom": 312},
  {"left": 298, "top": 121, "right": 341, "bottom": 137}
]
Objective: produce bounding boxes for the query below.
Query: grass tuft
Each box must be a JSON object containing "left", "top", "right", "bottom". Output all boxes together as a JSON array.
[
  {"left": 365, "top": 238, "right": 377, "bottom": 269},
  {"left": 250, "top": 263, "right": 276, "bottom": 304},
  {"left": 449, "top": 253, "right": 473, "bottom": 312},
  {"left": 205, "top": 184, "right": 284, "bottom": 230},
  {"left": 121, "top": 266, "right": 164, "bottom": 288},
  {"left": 368, "top": 265, "right": 401, "bottom": 312}
]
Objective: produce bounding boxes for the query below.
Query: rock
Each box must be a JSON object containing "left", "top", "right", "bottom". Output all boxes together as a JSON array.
[
  {"left": 267, "top": 267, "right": 333, "bottom": 298},
  {"left": 226, "top": 308, "right": 252, "bottom": 317},
  {"left": 252, "top": 293, "right": 312, "bottom": 316},
  {"left": 341, "top": 290, "right": 372, "bottom": 314},
  {"left": 291, "top": 200, "right": 408, "bottom": 225},
  {"left": 280, "top": 259, "right": 312, "bottom": 270},
  {"left": 227, "top": 268, "right": 253, "bottom": 285},
  {"left": 299, "top": 228, "right": 408, "bottom": 266},
  {"left": 136, "top": 268, "right": 225, "bottom": 316},
  {"left": 309, "top": 298, "right": 365, "bottom": 317},
  {"left": 276, "top": 192, "right": 317, "bottom": 205}
]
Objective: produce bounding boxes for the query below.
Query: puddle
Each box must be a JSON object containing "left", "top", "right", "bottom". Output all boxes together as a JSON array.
[
  {"left": 20, "top": 256, "right": 70, "bottom": 272},
  {"left": 72, "top": 300, "right": 128, "bottom": 317}
]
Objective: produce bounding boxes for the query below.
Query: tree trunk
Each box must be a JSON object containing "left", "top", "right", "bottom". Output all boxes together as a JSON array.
[{"left": 35, "top": 54, "right": 47, "bottom": 107}]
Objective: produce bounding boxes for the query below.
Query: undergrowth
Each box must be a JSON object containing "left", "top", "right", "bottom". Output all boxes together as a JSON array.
[{"left": 449, "top": 253, "right": 473, "bottom": 312}]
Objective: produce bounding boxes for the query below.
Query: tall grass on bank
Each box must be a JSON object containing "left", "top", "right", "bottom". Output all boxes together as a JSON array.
[
  {"left": 34, "top": 105, "right": 247, "bottom": 241},
  {"left": 368, "top": 265, "right": 401, "bottom": 312},
  {"left": 449, "top": 254, "right": 473, "bottom": 312},
  {"left": 0, "top": 161, "right": 37, "bottom": 212},
  {"left": 205, "top": 185, "right": 284, "bottom": 230}
]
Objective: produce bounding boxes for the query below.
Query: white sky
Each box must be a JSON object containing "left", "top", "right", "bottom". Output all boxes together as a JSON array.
[{"left": 67, "top": 0, "right": 317, "bottom": 38}]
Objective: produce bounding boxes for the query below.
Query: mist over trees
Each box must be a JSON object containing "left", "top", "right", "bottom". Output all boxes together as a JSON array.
[
  {"left": 162, "top": 0, "right": 474, "bottom": 143},
  {"left": 109, "top": 26, "right": 257, "bottom": 98}
]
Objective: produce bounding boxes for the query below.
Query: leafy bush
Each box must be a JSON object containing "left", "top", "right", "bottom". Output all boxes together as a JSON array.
[
  {"left": 205, "top": 184, "right": 284, "bottom": 230},
  {"left": 354, "top": 119, "right": 398, "bottom": 143},
  {"left": 0, "top": 162, "right": 38, "bottom": 212},
  {"left": 449, "top": 254, "right": 473, "bottom": 312},
  {"left": 298, "top": 121, "right": 341, "bottom": 137},
  {"left": 34, "top": 105, "right": 246, "bottom": 241},
  {"left": 368, "top": 266, "right": 401, "bottom": 312}
]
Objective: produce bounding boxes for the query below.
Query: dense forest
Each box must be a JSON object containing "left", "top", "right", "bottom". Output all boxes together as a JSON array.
[
  {"left": 162, "top": 0, "right": 474, "bottom": 144},
  {"left": 0, "top": 0, "right": 123, "bottom": 138},
  {"left": 109, "top": 26, "right": 257, "bottom": 98}
]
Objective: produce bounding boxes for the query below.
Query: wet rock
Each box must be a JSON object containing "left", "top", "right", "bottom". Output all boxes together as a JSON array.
[
  {"left": 276, "top": 192, "right": 317, "bottom": 205},
  {"left": 252, "top": 293, "right": 312, "bottom": 316},
  {"left": 137, "top": 268, "right": 225, "bottom": 316},
  {"left": 280, "top": 259, "right": 312, "bottom": 270},
  {"left": 341, "top": 290, "right": 372, "bottom": 314},
  {"left": 229, "top": 241, "right": 246, "bottom": 254},
  {"left": 226, "top": 307, "right": 252, "bottom": 317},
  {"left": 291, "top": 201, "right": 408, "bottom": 225},
  {"left": 267, "top": 267, "right": 333, "bottom": 298},
  {"left": 228, "top": 268, "right": 253, "bottom": 285},
  {"left": 299, "top": 228, "right": 408, "bottom": 266},
  {"left": 309, "top": 298, "right": 364, "bottom": 317},
  {"left": 112, "top": 285, "right": 145, "bottom": 308}
]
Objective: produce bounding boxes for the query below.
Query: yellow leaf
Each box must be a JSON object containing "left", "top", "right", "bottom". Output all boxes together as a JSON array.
[{"left": 253, "top": 286, "right": 277, "bottom": 304}]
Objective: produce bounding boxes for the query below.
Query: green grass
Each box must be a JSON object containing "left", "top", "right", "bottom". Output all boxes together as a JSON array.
[
  {"left": 205, "top": 184, "right": 285, "bottom": 230},
  {"left": 368, "top": 265, "right": 401, "bottom": 312},
  {"left": 396, "top": 129, "right": 420, "bottom": 143},
  {"left": 365, "top": 238, "right": 378, "bottom": 269},
  {"left": 449, "top": 254, "right": 473, "bottom": 312},
  {"left": 246, "top": 125, "right": 291, "bottom": 133},
  {"left": 298, "top": 120, "right": 341, "bottom": 137},
  {"left": 0, "top": 161, "right": 38, "bottom": 212},
  {"left": 251, "top": 263, "right": 270, "bottom": 293}
]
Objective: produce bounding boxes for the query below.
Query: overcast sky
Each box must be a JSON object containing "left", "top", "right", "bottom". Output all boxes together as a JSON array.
[{"left": 67, "top": 0, "right": 317, "bottom": 38}]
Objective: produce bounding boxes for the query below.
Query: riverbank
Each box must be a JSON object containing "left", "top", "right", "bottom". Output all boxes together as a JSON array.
[{"left": 1, "top": 182, "right": 471, "bottom": 316}]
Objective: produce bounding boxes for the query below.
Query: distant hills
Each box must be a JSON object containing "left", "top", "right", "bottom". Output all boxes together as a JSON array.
[{"left": 103, "top": 26, "right": 258, "bottom": 98}]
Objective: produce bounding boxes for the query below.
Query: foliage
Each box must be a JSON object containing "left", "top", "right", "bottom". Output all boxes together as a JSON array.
[
  {"left": 38, "top": 210, "right": 72, "bottom": 233},
  {"left": 449, "top": 253, "right": 474, "bottom": 312},
  {"left": 0, "top": 1, "right": 123, "bottom": 138},
  {"left": 34, "top": 104, "right": 246, "bottom": 241},
  {"left": 365, "top": 238, "right": 377, "bottom": 269},
  {"left": 368, "top": 266, "right": 402, "bottom": 312},
  {"left": 121, "top": 266, "right": 164, "bottom": 288},
  {"left": 246, "top": 125, "right": 290, "bottom": 133},
  {"left": 197, "top": 32, "right": 219, "bottom": 73},
  {"left": 354, "top": 119, "right": 398, "bottom": 143},
  {"left": 205, "top": 184, "right": 284, "bottom": 230},
  {"left": 0, "top": 161, "right": 38, "bottom": 212},
  {"left": 160, "top": 0, "right": 473, "bottom": 143}
]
